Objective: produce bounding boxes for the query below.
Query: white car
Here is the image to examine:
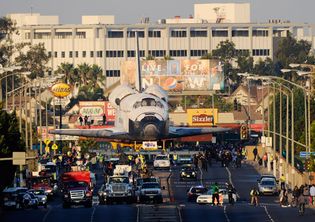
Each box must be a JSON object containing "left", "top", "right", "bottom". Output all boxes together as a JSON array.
[
  {"left": 196, "top": 188, "right": 237, "bottom": 205},
  {"left": 153, "top": 155, "right": 170, "bottom": 169}
]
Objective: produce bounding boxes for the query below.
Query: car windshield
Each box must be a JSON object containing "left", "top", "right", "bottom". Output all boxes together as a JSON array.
[
  {"left": 261, "top": 180, "right": 275, "bottom": 186},
  {"left": 156, "top": 156, "right": 168, "bottom": 160},
  {"left": 142, "top": 183, "right": 160, "bottom": 189},
  {"left": 191, "top": 187, "right": 207, "bottom": 193},
  {"left": 109, "top": 177, "right": 129, "bottom": 184},
  {"left": 33, "top": 190, "right": 45, "bottom": 195},
  {"left": 65, "top": 181, "right": 88, "bottom": 188}
]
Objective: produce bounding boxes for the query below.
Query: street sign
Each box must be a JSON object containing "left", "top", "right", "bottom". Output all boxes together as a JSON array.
[
  {"left": 12, "top": 152, "right": 26, "bottom": 165},
  {"left": 44, "top": 139, "right": 51, "bottom": 145},
  {"left": 142, "top": 141, "right": 158, "bottom": 150},
  {"left": 265, "top": 137, "right": 272, "bottom": 147},
  {"left": 51, "top": 144, "right": 58, "bottom": 150},
  {"left": 299, "top": 151, "right": 315, "bottom": 158}
]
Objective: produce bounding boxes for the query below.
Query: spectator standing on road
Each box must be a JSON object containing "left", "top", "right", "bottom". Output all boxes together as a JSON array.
[
  {"left": 211, "top": 182, "right": 220, "bottom": 206},
  {"left": 310, "top": 184, "right": 315, "bottom": 205},
  {"left": 292, "top": 185, "right": 300, "bottom": 207},
  {"left": 303, "top": 184, "right": 310, "bottom": 204},
  {"left": 262, "top": 153, "right": 268, "bottom": 168},
  {"left": 253, "top": 146, "right": 258, "bottom": 161},
  {"left": 250, "top": 187, "right": 259, "bottom": 206},
  {"left": 280, "top": 174, "right": 286, "bottom": 190}
]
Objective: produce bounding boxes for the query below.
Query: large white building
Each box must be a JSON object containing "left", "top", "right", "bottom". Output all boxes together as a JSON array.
[{"left": 7, "top": 3, "right": 315, "bottom": 88}]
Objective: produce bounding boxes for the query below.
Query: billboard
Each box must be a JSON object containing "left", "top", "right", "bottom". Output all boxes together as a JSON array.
[
  {"left": 120, "top": 59, "right": 224, "bottom": 92},
  {"left": 187, "top": 108, "right": 218, "bottom": 126},
  {"left": 79, "top": 101, "right": 115, "bottom": 122}
]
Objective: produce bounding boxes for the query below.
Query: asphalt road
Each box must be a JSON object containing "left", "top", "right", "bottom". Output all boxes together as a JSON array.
[{"left": 1, "top": 159, "right": 315, "bottom": 222}]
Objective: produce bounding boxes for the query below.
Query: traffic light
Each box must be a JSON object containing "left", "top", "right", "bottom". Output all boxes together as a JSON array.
[{"left": 240, "top": 124, "right": 248, "bottom": 140}]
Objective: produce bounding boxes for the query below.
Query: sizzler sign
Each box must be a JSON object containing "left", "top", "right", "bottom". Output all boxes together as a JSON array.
[
  {"left": 51, "top": 83, "right": 71, "bottom": 98},
  {"left": 192, "top": 114, "right": 213, "bottom": 124}
]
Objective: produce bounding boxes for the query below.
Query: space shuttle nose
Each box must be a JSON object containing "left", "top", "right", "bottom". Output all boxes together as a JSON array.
[{"left": 143, "top": 124, "right": 159, "bottom": 140}]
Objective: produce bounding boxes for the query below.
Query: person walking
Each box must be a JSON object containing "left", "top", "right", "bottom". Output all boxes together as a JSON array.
[
  {"left": 227, "top": 183, "right": 236, "bottom": 205},
  {"left": 292, "top": 186, "right": 300, "bottom": 207},
  {"left": 280, "top": 174, "right": 286, "bottom": 190},
  {"left": 253, "top": 146, "right": 258, "bottom": 161},
  {"left": 84, "top": 115, "right": 88, "bottom": 125},
  {"left": 79, "top": 116, "right": 83, "bottom": 126},
  {"left": 310, "top": 184, "right": 315, "bottom": 206},
  {"left": 262, "top": 153, "right": 268, "bottom": 168},
  {"left": 250, "top": 187, "right": 259, "bottom": 206}
]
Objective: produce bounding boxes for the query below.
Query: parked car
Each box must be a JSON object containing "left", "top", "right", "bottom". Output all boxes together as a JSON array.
[
  {"left": 187, "top": 186, "right": 208, "bottom": 202},
  {"left": 2, "top": 187, "right": 28, "bottom": 209},
  {"left": 28, "top": 189, "right": 47, "bottom": 208},
  {"left": 257, "top": 175, "right": 278, "bottom": 196},
  {"left": 179, "top": 164, "right": 197, "bottom": 181}
]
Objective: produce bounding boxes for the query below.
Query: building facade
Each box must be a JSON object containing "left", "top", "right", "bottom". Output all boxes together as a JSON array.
[{"left": 7, "top": 3, "right": 315, "bottom": 88}]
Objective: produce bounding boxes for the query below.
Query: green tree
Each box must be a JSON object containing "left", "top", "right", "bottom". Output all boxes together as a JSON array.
[
  {"left": 78, "top": 139, "right": 98, "bottom": 155},
  {"left": 56, "top": 62, "right": 77, "bottom": 84},
  {"left": 90, "top": 64, "right": 104, "bottom": 87},
  {"left": 77, "top": 63, "right": 91, "bottom": 86},
  {"left": 15, "top": 43, "right": 50, "bottom": 79},
  {"left": 0, "top": 104, "right": 25, "bottom": 190}
]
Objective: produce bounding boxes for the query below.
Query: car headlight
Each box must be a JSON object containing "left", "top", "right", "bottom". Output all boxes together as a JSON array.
[
  {"left": 64, "top": 194, "right": 69, "bottom": 198},
  {"left": 42, "top": 197, "right": 46, "bottom": 201},
  {"left": 192, "top": 172, "right": 196, "bottom": 175},
  {"left": 181, "top": 172, "right": 186, "bottom": 176}
]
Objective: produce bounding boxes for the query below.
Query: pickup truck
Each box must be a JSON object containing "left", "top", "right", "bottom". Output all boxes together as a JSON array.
[
  {"left": 139, "top": 182, "right": 164, "bottom": 203},
  {"left": 61, "top": 171, "right": 93, "bottom": 208}
]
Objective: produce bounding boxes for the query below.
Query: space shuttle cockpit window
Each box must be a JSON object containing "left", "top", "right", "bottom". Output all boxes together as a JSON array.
[{"left": 133, "top": 98, "right": 163, "bottom": 109}]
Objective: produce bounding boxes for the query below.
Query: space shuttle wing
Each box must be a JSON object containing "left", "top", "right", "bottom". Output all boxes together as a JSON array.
[
  {"left": 49, "top": 127, "right": 128, "bottom": 138},
  {"left": 168, "top": 126, "right": 231, "bottom": 138}
]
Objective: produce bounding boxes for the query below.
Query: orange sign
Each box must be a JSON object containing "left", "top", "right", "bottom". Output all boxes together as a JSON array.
[
  {"left": 51, "top": 83, "right": 71, "bottom": 98},
  {"left": 187, "top": 109, "right": 218, "bottom": 126}
]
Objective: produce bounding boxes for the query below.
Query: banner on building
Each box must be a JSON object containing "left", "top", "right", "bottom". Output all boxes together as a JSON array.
[
  {"left": 120, "top": 59, "right": 224, "bottom": 92},
  {"left": 79, "top": 101, "right": 115, "bottom": 122}
]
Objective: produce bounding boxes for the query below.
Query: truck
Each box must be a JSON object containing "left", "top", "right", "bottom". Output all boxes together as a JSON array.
[
  {"left": 101, "top": 165, "right": 135, "bottom": 204},
  {"left": 61, "top": 171, "right": 93, "bottom": 208}
]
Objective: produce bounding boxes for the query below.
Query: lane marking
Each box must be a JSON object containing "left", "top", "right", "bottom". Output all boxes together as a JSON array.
[
  {"left": 42, "top": 206, "right": 53, "bottom": 222},
  {"left": 223, "top": 205, "right": 231, "bottom": 222},
  {"left": 90, "top": 206, "right": 96, "bottom": 222},
  {"left": 198, "top": 167, "right": 204, "bottom": 186},
  {"left": 225, "top": 167, "right": 240, "bottom": 199},
  {"left": 137, "top": 205, "right": 140, "bottom": 222},
  {"left": 263, "top": 205, "right": 275, "bottom": 222}
]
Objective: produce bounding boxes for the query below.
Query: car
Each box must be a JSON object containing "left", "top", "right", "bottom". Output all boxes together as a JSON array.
[
  {"left": 153, "top": 154, "right": 170, "bottom": 170},
  {"left": 187, "top": 186, "right": 208, "bottom": 202},
  {"left": 2, "top": 187, "right": 28, "bottom": 209},
  {"left": 17, "top": 192, "right": 39, "bottom": 209},
  {"left": 180, "top": 164, "right": 197, "bottom": 180},
  {"left": 257, "top": 175, "right": 278, "bottom": 196},
  {"left": 134, "top": 177, "right": 160, "bottom": 198},
  {"left": 139, "top": 182, "right": 164, "bottom": 203},
  {"left": 28, "top": 189, "right": 48, "bottom": 208},
  {"left": 196, "top": 187, "right": 237, "bottom": 205}
]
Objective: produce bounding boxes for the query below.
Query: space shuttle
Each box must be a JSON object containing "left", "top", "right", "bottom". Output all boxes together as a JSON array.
[{"left": 50, "top": 33, "right": 230, "bottom": 141}]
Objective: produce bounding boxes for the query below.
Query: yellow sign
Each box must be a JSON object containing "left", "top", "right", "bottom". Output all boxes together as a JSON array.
[
  {"left": 45, "top": 146, "right": 50, "bottom": 153},
  {"left": 44, "top": 139, "right": 51, "bottom": 145},
  {"left": 51, "top": 83, "right": 71, "bottom": 98},
  {"left": 187, "top": 108, "right": 218, "bottom": 126},
  {"left": 51, "top": 144, "right": 58, "bottom": 150}
]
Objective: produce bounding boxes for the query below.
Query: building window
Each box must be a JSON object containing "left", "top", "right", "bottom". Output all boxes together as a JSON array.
[
  {"left": 106, "top": 70, "right": 120, "bottom": 77},
  {"left": 236, "top": 49, "right": 250, "bottom": 56},
  {"left": 127, "top": 31, "right": 145, "bottom": 38},
  {"left": 148, "top": 50, "right": 166, "bottom": 57},
  {"left": 252, "top": 49, "right": 270, "bottom": 56},
  {"left": 69, "top": 51, "right": 73, "bottom": 58},
  {"left": 232, "top": 30, "right": 249, "bottom": 37},
  {"left": 212, "top": 30, "right": 228, "bottom": 37},
  {"left": 55, "top": 32, "right": 72, "bottom": 39},
  {"left": 148, "top": 30, "right": 161, "bottom": 38},
  {"left": 61, "top": 51, "right": 65, "bottom": 58},
  {"left": 54, "top": 52, "right": 58, "bottom": 58},
  {"left": 190, "top": 30, "right": 207, "bottom": 37},
  {"left": 107, "top": 31, "right": 124, "bottom": 38},
  {"left": 82, "top": 51, "right": 86, "bottom": 58},
  {"left": 253, "top": 30, "right": 269, "bottom": 37},
  {"left": 106, "top": 50, "right": 124, "bottom": 58},
  {"left": 170, "top": 50, "right": 187, "bottom": 57},
  {"left": 48, "top": 52, "right": 52, "bottom": 58},
  {"left": 190, "top": 50, "right": 208, "bottom": 57},
  {"left": 96, "top": 51, "right": 103, "bottom": 58},
  {"left": 75, "top": 32, "right": 86, "bottom": 39},
  {"left": 127, "top": 51, "right": 135, "bottom": 57},
  {"left": 170, "top": 30, "right": 187, "bottom": 37},
  {"left": 90, "top": 51, "right": 94, "bottom": 57},
  {"left": 34, "top": 32, "right": 51, "bottom": 39},
  {"left": 75, "top": 51, "right": 79, "bottom": 58}
]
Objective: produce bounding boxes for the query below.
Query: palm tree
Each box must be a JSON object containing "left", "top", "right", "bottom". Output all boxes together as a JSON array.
[
  {"left": 56, "top": 62, "right": 76, "bottom": 84},
  {"left": 90, "top": 64, "right": 104, "bottom": 87},
  {"left": 77, "top": 63, "right": 91, "bottom": 86}
]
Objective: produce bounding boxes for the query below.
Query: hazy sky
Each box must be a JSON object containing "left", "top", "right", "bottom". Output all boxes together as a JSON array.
[{"left": 1, "top": 0, "right": 314, "bottom": 24}]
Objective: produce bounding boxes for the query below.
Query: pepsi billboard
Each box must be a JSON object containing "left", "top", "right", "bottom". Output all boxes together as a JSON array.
[{"left": 120, "top": 59, "right": 224, "bottom": 92}]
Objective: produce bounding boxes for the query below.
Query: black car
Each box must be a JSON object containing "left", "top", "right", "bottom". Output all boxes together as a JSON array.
[
  {"left": 180, "top": 164, "right": 197, "bottom": 181},
  {"left": 187, "top": 186, "right": 208, "bottom": 202}
]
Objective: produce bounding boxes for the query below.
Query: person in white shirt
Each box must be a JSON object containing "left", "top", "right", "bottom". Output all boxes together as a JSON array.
[{"left": 310, "top": 184, "right": 315, "bottom": 205}]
